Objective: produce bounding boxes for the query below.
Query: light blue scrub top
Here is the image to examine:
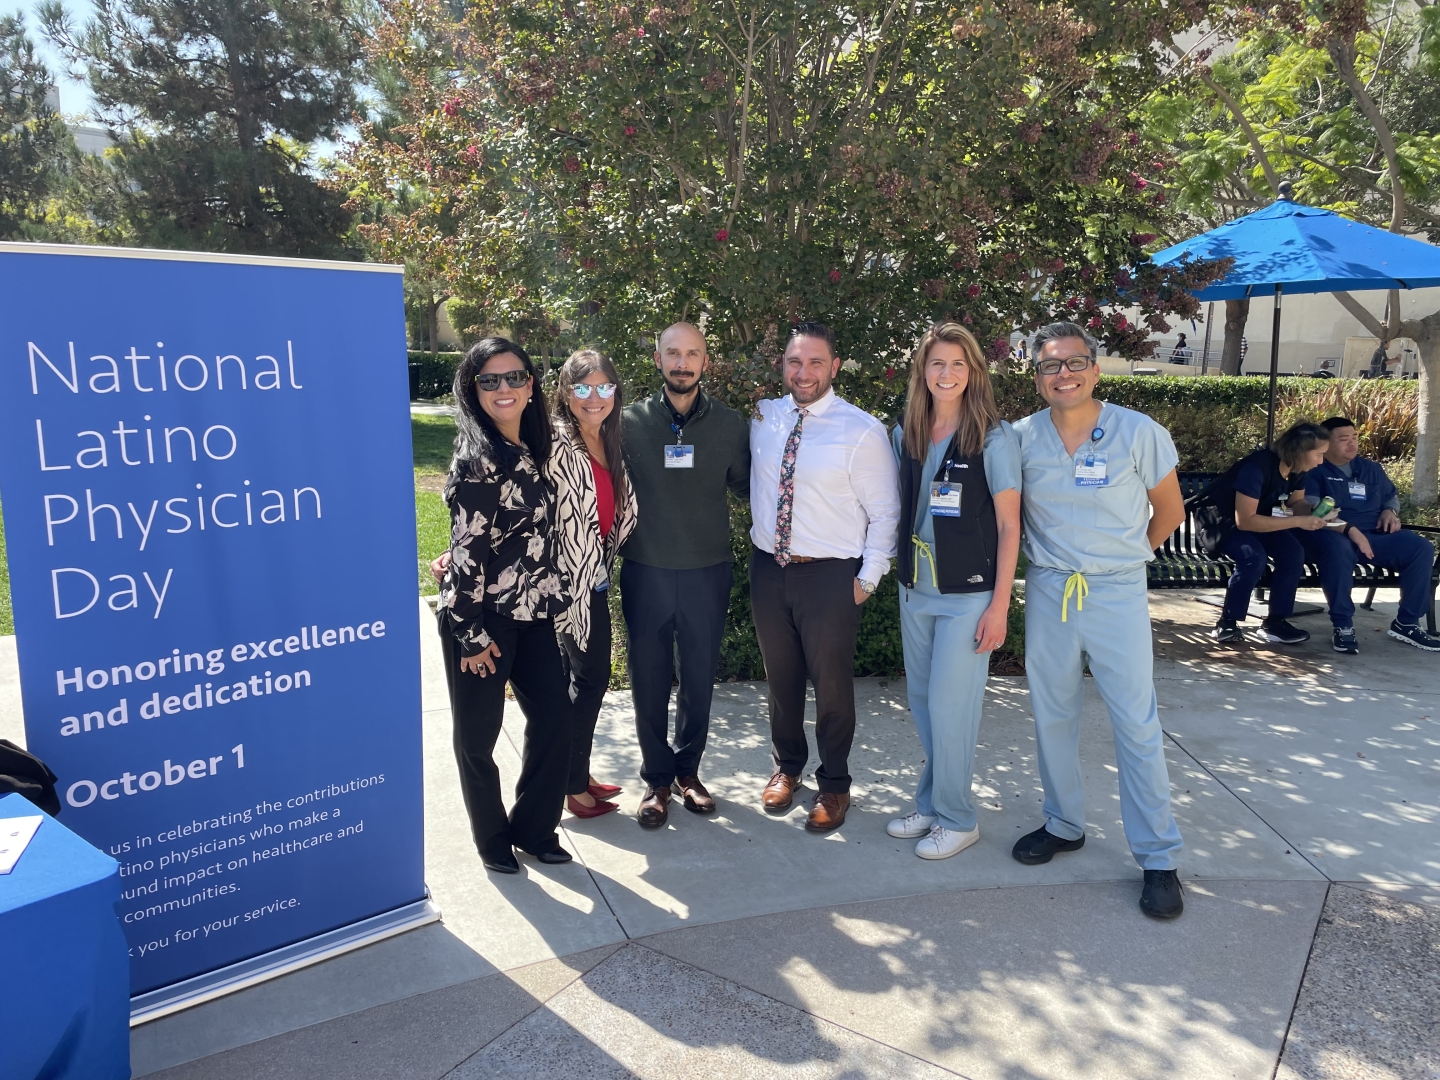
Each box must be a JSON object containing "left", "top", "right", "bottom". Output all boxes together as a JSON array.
[
  {"left": 1013, "top": 401, "right": 1178, "bottom": 575},
  {"left": 891, "top": 421, "right": 1022, "bottom": 595}
]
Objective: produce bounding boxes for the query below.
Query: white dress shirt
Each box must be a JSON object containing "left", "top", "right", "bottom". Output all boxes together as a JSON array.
[{"left": 749, "top": 388, "right": 900, "bottom": 584}]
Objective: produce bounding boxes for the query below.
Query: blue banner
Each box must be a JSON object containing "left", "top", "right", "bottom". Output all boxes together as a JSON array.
[{"left": 0, "top": 245, "right": 424, "bottom": 996}]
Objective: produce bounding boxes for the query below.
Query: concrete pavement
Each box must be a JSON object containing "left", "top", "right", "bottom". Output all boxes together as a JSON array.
[{"left": 2, "top": 587, "right": 1436, "bottom": 1079}]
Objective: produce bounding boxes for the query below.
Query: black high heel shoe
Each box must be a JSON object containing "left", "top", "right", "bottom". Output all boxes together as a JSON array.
[
  {"left": 523, "top": 843, "right": 572, "bottom": 865},
  {"left": 481, "top": 846, "right": 520, "bottom": 874}
]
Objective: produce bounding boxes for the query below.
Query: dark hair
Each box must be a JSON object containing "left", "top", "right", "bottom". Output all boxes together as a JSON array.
[
  {"left": 553, "top": 347, "right": 628, "bottom": 531},
  {"left": 1273, "top": 421, "right": 1329, "bottom": 472},
  {"left": 1321, "top": 416, "right": 1356, "bottom": 432},
  {"left": 787, "top": 321, "right": 837, "bottom": 359},
  {"left": 451, "top": 337, "right": 552, "bottom": 478},
  {"left": 1032, "top": 320, "right": 1098, "bottom": 361}
]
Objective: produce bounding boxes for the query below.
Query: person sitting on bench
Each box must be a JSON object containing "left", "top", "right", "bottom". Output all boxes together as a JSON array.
[
  {"left": 1300, "top": 417, "right": 1440, "bottom": 654},
  {"left": 1210, "top": 422, "right": 1333, "bottom": 645}
]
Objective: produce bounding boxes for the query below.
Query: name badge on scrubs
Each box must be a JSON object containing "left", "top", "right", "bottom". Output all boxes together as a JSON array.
[
  {"left": 1074, "top": 452, "right": 1108, "bottom": 486},
  {"left": 1348, "top": 480, "right": 1366, "bottom": 498},
  {"left": 664, "top": 444, "right": 694, "bottom": 469},
  {"left": 929, "top": 481, "right": 961, "bottom": 517}
]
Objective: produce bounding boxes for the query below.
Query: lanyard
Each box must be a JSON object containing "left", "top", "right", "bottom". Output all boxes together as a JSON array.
[{"left": 670, "top": 421, "right": 684, "bottom": 446}]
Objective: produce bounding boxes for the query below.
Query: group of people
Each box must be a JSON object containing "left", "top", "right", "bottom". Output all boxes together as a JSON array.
[
  {"left": 430, "top": 314, "right": 1428, "bottom": 924},
  {"left": 1208, "top": 419, "right": 1439, "bottom": 652}
]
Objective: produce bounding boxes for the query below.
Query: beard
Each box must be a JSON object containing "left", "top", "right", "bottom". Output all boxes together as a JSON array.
[
  {"left": 787, "top": 376, "right": 832, "bottom": 405},
  {"left": 661, "top": 369, "right": 699, "bottom": 395}
]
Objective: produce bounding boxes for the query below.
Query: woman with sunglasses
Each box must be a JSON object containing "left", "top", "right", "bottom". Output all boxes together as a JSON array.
[
  {"left": 439, "top": 337, "right": 573, "bottom": 873},
  {"left": 549, "top": 349, "right": 638, "bottom": 819},
  {"left": 888, "top": 322, "right": 1022, "bottom": 860}
]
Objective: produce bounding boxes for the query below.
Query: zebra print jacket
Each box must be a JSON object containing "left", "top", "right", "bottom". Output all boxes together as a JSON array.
[{"left": 547, "top": 425, "right": 638, "bottom": 652}]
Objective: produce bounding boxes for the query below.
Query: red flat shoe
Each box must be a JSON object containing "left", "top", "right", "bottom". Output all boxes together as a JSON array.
[
  {"left": 567, "top": 795, "right": 619, "bottom": 819},
  {"left": 588, "top": 781, "right": 623, "bottom": 800}
]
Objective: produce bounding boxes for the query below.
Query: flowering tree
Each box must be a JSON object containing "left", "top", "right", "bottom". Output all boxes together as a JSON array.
[{"left": 344, "top": 0, "right": 1226, "bottom": 411}]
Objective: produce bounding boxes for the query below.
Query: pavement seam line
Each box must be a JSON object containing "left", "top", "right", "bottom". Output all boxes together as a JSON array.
[
  {"left": 626, "top": 939, "right": 976, "bottom": 1079},
  {"left": 1162, "top": 728, "right": 1332, "bottom": 882},
  {"left": 557, "top": 822, "right": 631, "bottom": 940},
  {"left": 1268, "top": 880, "right": 1332, "bottom": 1080},
  {"left": 438, "top": 945, "right": 634, "bottom": 1079}
]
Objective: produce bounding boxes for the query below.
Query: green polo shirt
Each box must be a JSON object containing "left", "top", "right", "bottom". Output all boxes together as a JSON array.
[{"left": 620, "top": 389, "right": 751, "bottom": 569}]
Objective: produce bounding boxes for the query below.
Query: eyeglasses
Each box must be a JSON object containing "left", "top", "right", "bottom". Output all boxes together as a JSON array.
[
  {"left": 1035, "top": 355, "right": 1094, "bottom": 376},
  {"left": 571, "top": 383, "right": 617, "bottom": 400},
  {"left": 475, "top": 370, "right": 531, "bottom": 391}
]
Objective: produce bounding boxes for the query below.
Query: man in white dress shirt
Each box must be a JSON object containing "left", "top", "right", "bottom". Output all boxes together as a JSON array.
[{"left": 749, "top": 322, "right": 900, "bottom": 831}]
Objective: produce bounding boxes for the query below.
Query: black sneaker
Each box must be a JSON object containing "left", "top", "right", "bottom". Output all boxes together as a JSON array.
[
  {"left": 1140, "top": 869, "right": 1184, "bottom": 919},
  {"left": 1333, "top": 626, "right": 1359, "bottom": 654},
  {"left": 1260, "top": 618, "right": 1310, "bottom": 644},
  {"left": 1011, "top": 825, "right": 1085, "bottom": 865},
  {"left": 1209, "top": 618, "right": 1242, "bottom": 643},
  {"left": 1388, "top": 620, "right": 1440, "bottom": 652}
]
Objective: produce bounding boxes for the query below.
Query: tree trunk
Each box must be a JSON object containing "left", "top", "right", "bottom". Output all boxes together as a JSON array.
[
  {"left": 428, "top": 296, "right": 439, "bottom": 356},
  {"left": 1403, "top": 312, "right": 1440, "bottom": 506},
  {"left": 1221, "top": 298, "right": 1249, "bottom": 375}
]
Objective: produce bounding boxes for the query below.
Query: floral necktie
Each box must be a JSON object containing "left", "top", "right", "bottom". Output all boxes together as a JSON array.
[{"left": 773, "top": 407, "right": 808, "bottom": 566}]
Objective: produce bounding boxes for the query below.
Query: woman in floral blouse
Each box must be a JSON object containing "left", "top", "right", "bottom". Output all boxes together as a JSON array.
[{"left": 439, "top": 337, "right": 572, "bottom": 874}]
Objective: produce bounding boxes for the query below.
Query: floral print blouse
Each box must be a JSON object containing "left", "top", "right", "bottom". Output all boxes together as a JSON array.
[{"left": 441, "top": 446, "right": 566, "bottom": 656}]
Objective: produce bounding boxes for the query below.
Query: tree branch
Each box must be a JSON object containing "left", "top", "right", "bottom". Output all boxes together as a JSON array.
[
  {"left": 1333, "top": 289, "right": 1385, "bottom": 337},
  {"left": 1327, "top": 34, "right": 1405, "bottom": 231},
  {"left": 1172, "top": 44, "right": 1280, "bottom": 195}
]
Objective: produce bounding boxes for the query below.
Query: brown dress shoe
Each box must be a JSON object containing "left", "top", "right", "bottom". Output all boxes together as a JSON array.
[
  {"left": 638, "top": 785, "right": 670, "bottom": 828},
  {"left": 806, "top": 791, "right": 850, "bottom": 831},
  {"left": 762, "top": 770, "right": 801, "bottom": 811},
  {"left": 672, "top": 775, "right": 716, "bottom": 814}
]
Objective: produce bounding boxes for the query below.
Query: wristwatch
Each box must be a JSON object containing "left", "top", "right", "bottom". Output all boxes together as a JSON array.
[{"left": 859, "top": 579, "right": 877, "bottom": 596}]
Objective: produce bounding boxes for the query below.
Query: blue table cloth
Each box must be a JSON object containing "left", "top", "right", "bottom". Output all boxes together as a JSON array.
[{"left": 0, "top": 793, "right": 129, "bottom": 1080}]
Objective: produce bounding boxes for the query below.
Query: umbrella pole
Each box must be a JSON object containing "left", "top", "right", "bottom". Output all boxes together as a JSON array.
[{"left": 1266, "top": 283, "right": 1283, "bottom": 447}]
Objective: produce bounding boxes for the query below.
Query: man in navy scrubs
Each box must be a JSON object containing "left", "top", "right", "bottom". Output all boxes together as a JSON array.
[{"left": 1302, "top": 416, "right": 1439, "bottom": 653}]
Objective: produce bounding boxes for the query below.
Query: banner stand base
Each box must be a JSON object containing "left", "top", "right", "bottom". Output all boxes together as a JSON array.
[{"left": 129, "top": 896, "right": 441, "bottom": 1026}]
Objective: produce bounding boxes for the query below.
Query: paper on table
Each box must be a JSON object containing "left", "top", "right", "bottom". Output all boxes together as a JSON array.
[{"left": 0, "top": 815, "right": 43, "bottom": 874}]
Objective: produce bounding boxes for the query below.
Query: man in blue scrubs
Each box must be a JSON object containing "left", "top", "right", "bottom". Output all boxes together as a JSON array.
[
  {"left": 1302, "top": 416, "right": 1440, "bottom": 653},
  {"left": 1012, "top": 322, "right": 1188, "bottom": 919}
]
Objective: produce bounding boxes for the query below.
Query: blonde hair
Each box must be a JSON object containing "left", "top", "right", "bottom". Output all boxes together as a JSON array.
[{"left": 901, "top": 322, "right": 999, "bottom": 461}]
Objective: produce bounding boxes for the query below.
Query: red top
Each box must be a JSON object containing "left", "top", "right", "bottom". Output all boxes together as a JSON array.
[{"left": 590, "top": 456, "right": 614, "bottom": 539}]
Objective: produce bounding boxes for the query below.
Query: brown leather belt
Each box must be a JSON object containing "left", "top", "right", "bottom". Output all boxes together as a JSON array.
[{"left": 755, "top": 546, "right": 836, "bottom": 564}]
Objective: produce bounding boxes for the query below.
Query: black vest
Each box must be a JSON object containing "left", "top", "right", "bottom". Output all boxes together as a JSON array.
[{"left": 896, "top": 431, "right": 998, "bottom": 593}]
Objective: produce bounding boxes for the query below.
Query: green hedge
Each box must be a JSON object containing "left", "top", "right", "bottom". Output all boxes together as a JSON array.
[{"left": 408, "top": 351, "right": 464, "bottom": 399}]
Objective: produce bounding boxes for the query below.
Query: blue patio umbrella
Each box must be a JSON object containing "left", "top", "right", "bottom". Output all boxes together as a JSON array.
[{"left": 1151, "top": 184, "right": 1440, "bottom": 443}]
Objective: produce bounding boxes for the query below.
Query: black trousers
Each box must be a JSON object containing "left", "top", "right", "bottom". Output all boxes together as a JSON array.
[
  {"left": 620, "top": 559, "right": 732, "bottom": 788},
  {"left": 749, "top": 548, "right": 864, "bottom": 794},
  {"left": 559, "top": 589, "right": 613, "bottom": 796},
  {"left": 440, "top": 611, "right": 572, "bottom": 858}
]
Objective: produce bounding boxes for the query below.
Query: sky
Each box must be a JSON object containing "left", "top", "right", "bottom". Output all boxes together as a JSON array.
[{"left": 3, "top": 0, "right": 93, "bottom": 116}]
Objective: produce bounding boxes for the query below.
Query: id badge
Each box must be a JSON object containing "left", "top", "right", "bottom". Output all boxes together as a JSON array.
[
  {"left": 929, "top": 481, "right": 961, "bottom": 517},
  {"left": 664, "top": 444, "right": 695, "bottom": 469},
  {"left": 1074, "top": 452, "right": 1108, "bottom": 487},
  {"left": 1271, "top": 506, "right": 1292, "bottom": 518},
  {"left": 1348, "top": 480, "right": 1366, "bottom": 498}
]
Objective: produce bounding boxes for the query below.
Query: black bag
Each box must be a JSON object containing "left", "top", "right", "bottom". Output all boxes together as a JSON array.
[
  {"left": 1185, "top": 460, "right": 1244, "bottom": 556},
  {"left": 0, "top": 739, "right": 61, "bottom": 816}
]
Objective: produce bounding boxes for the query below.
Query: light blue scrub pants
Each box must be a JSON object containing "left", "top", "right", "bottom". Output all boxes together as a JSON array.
[
  {"left": 899, "top": 587, "right": 992, "bottom": 832},
  {"left": 1024, "top": 565, "right": 1183, "bottom": 870}
]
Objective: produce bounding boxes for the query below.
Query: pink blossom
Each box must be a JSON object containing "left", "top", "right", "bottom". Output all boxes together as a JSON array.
[
  {"left": 464, "top": 144, "right": 478, "bottom": 160},
  {"left": 715, "top": 229, "right": 728, "bottom": 242},
  {"left": 1115, "top": 315, "right": 1129, "bottom": 330},
  {"left": 885, "top": 366, "right": 896, "bottom": 380},
  {"left": 625, "top": 125, "right": 636, "bottom": 137},
  {"left": 829, "top": 269, "right": 841, "bottom": 284},
  {"left": 441, "top": 98, "right": 460, "bottom": 118},
  {"left": 564, "top": 157, "right": 580, "bottom": 173},
  {"left": 967, "top": 283, "right": 981, "bottom": 297},
  {"left": 1088, "top": 316, "right": 1102, "bottom": 329}
]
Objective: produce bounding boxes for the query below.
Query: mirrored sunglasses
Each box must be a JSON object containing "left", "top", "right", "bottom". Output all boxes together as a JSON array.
[{"left": 571, "top": 383, "right": 617, "bottom": 400}]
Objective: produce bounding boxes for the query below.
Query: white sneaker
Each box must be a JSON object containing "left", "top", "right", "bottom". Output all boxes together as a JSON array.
[
  {"left": 886, "top": 811, "right": 938, "bottom": 839},
  {"left": 915, "top": 824, "right": 980, "bottom": 860}
]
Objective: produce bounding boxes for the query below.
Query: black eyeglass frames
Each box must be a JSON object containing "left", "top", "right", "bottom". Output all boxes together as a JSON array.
[{"left": 475, "top": 370, "right": 532, "bottom": 391}]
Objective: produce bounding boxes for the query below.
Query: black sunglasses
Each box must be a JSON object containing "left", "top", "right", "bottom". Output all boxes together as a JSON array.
[{"left": 475, "top": 370, "right": 531, "bottom": 391}]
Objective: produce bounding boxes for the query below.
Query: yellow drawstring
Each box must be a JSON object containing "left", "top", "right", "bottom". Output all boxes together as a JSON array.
[
  {"left": 1061, "top": 571, "right": 1089, "bottom": 622},
  {"left": 912, "top": 535, "right": 938, "bottom": 589}
]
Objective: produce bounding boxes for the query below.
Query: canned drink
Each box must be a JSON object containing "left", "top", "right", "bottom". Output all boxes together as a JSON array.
[{"left": 1314, "top": 496, "right": 1335, "bottom": 517}]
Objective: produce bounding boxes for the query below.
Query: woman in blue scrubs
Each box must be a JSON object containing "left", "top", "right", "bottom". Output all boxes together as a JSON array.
[
  {"left": 888, "top": 323, "right": 1022, "bottom": 860},
  {"left": 1011, "top": 322, "right": 1188, "bottom": 919}
]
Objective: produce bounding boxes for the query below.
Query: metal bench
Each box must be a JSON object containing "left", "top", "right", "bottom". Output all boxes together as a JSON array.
[{"left": 1149, "top": 472, "right": 1440, "bottom": 633}]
